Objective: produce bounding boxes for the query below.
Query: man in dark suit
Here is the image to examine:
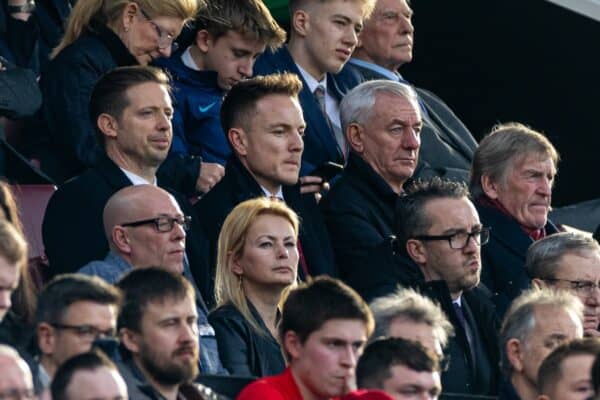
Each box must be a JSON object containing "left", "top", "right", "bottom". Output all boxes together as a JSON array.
[
  {"left": 320, "top": 79, "right": 423, "bottom": 301},
  {"left": 194, "top": 73, "right": 336, "bottom": 307},
  {"left": 470, "top": 123, "right": 560, "bottom": 316},
  {"left": 41, "top": 66, "right": 212, "bottom": 300},
  {"left": 253, "top": 0, "right": 375, "bottom": 175},
  {"left": 396, "top": 178, "right": 500, "bottom": 396}
]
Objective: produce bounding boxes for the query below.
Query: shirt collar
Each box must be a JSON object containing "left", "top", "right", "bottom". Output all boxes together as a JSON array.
[
  {"left": 120, "top": 168, "right": 157, "bottom": 185},
  {"left": 453, "top": 296, "right": 463, "bottom": 307},
  {"left": 181, "top": 46, "right": 201, "bottom": 71},
  {"left": 260, "top": 185, "right": 284, "bottom": 201},
  {"left": 349, "top": 57, "right": 403, "bottom": 81},
  {"left": 295, "top": 62, "right": 327, "bottom": 93}
]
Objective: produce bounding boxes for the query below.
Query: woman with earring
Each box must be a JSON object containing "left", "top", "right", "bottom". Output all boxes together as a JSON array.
[
  {"left": 209, "top": 197, "right": 299, "bottom": 377},
  {"left": 34, "top": 0, "right": 198, "bottom": 184}
]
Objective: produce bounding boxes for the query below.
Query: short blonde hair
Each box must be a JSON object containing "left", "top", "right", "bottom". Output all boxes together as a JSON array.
[{"left": 215, "top": 197, "right": 300, "bottom": 335}]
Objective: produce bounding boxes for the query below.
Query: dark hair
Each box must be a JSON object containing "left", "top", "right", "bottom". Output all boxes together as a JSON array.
[
  {"left": 50, "top": 349, "right": 120, "bottom": 400},
  {"left": 90, "top": 66, "right": 171, "bottom": 147},
  {"left": 220, "top": 72, "right": 302, "bottom": 135},
  {"left": 537, "top": 338, "right": 600, "bottom": 395},
  {"left": 117, "top": 267, "right": 194, "bottom": 332},
  {"left": 279, "top": 276, "right": 374, "bottom": 346},
  {"left": 35, "top": 274, "right": 122, "bottom": 325},
  {"left": 194, "top": 0, "right": 285, "bottom": 50},
  {"left": 357, "top": 337, "right": 440, "bottom": 389},
  {"left": 395, "top": 178, "right": 470, "bottom": 247}
]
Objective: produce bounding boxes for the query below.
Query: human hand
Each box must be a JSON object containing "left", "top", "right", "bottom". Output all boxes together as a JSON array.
[
  {"left": 195, "top": 162, "right": 225, "bottom": 194},
  {"left": 299, "top": 175, "right": 330, "bottom": 202}
]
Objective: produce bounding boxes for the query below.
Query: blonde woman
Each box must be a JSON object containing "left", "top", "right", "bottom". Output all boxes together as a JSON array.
[
  {"left": 209, "top": 197, "right": 299, "bottom": 377},
  {"left": 37, "top": 0, "right": 199, "bottom": 183}
]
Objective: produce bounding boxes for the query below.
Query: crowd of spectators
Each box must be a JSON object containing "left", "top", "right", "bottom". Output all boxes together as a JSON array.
[{"left": 2, "top": 0, "right": 600, "bottom": 399}]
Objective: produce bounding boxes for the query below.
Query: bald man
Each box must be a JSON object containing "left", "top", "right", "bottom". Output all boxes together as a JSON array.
[
  {"left": 78, "top": 184, "right": 225, "bottom": 375},
  {"left": 0, "top": 345, "right": 34, "bottom": 399}
]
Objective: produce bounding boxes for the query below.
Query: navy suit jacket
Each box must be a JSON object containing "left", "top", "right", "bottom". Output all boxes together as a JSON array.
[{"left": 253, "top": 46, "right": 355, "bottom": 175}]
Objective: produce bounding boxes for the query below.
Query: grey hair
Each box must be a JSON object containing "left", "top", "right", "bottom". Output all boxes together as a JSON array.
[
  {"left": 369, "top": 287, "right": 454, "bottom": 348},
  {"left": 340, "top": 79, "right": 419, "bottom": 134},
  {"left": 469, "top": 122, "right": 559, "bottom": 199},
  {"left": 499, "top": 288, "right": 583, "bottom": 376},
  {"left": 525, "top": 232, "right": 600, "bottom": 280}
]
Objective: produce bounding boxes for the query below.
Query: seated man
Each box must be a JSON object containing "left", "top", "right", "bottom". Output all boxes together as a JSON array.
[
  {"left": 0, "top": 344, "right": 34, "bottom": 400},
  {"left": 470, "top": 122, "right": 560, "bottom": 315},
  {"left": 50, "top": 350, "right": 128, "bottom": 400},
  {"left": 536, "top": 338, "right": 600, "bottom": 400},
  {"left": 35, "top": 274, "right": 121, "bottom": 390},
  {"left": 395, "top": 178, "right": 499, "bottom": 395},
  {"left": 156, "top": 0, "right": 285, "bottom": 172},
  {"left": 320, "top": 79, "right": 423, "bottom": 300},
  {"left": 78, "top": 184, "right": 223, "bottom": 375},
  {"left": 499, "top": 288, "right": 584, "bottom": 400},
  {"left": 254, "top": 0, "right": 375, "bottom": 174},
  {"left": 526, "top": 232, "right": 600, "bottom": 337},
  {"left": 237, "top": 276, "right": 374, "bottom": 400},
  {"left": 356, "top": 337, "right": 442, "bottom": 400},
  {"left": 369, "top": 287, "right": 453, "bottom": 359},
  {"left": 116, "top": 268, "right": 222, "bottom": 400},
  {"left": 195, "top": 73, "right": 336, "bottom": 304}
]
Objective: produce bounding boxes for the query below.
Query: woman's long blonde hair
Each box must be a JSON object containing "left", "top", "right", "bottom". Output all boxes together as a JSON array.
[
  {"left": 51, "top": 0, "right": 200, "bottom": 58},
  {"left": 215, "top": 197, "right": 300, "bottom": 335}
]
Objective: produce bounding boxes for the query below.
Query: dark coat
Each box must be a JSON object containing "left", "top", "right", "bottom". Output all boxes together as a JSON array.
[
  {"left": 419, "top": 280, "right": 500, "bottom": 396},
  {"left": 319, "top": 153, "right": 423, "bottom": 301},
  {"left": 194, "top": 156, "right": 336, "bottom": 307},
  {"left": 253, "top": 46, "right": 354, "bottom": 175},
  {"left": 41, "top": 154, "right": 212, "bottom": 301},
  {"left": 208, "top": 303, "right": 285, "bottom": 378},
  {"left": 477, "top": 201, "right": 560, "bottom": 317}
]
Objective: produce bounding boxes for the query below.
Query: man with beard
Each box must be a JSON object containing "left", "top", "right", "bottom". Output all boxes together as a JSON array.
[
  {"left": 117, "top": 268, "right": 223, "bottom": 400},
  {"left": 395, "top": 178, "right": 500, "bottom": 396}
]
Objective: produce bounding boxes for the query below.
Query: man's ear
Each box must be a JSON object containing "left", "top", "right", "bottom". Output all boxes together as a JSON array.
[
  {"left": 120, "top": 328, "right": 141, "bottom": 354},
  {"left": 346, "top": 123, "right": 365, "bottom": 154},
  {"left": 283, "top": 331, "right": 303, "bottom": 362},
  {"left": 481, "top": 175, "right": 500, "bottom": 200},
  {"left": 97, "top": 113, "right": 119, "bottom": 139},
  {"left": 194, "top": 29, "right": 212, "bottom": 53},
  {"left": 112, "top": 226, "right": 131, "bottom": 255},
  {"left": 531, "top": 278, "right": 546, "bottom": 289},
  {"left": 406, "top": 238, "right": 426, "bottom": 264},
  {"left": 228, "top": 128, "right": 248, "bottom": 157},
  {"left": 37, "top": 322, "right": 56, "bottom": 356},
  {"left": 506, "top": 338, "right": 525, "bottom": 372},
  {"left": 291, "top": 9, "right": 310, "bottom": 37}
]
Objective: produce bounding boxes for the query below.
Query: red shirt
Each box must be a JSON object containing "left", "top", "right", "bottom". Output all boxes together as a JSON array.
[{"left": 237, "top": 368, "right": 304, "bottom": 400}]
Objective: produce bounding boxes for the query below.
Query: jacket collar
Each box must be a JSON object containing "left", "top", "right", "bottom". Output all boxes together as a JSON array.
[
  {"left": 88, "top": 20, "right": 139, "bottom": 67},
  {"left": 345, "top": 152, "right": 404, "bottom": 202}
]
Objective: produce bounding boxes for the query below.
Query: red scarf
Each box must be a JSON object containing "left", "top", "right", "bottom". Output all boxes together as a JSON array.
[{"left": 478, "top": 196, "right": 546, "bottom": 241}]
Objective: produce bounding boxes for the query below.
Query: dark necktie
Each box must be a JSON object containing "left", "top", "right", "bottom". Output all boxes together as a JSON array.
[
  {"left": 313, "top": 85, "right": 346, "bottom": 159},
  {"left": 453, "top": 302, "right": 477, "bottom": 370}
]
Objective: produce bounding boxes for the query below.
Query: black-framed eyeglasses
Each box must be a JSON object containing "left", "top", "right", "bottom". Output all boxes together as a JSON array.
[
  {"left": 51, "top": 323, "right": 116, "bottom": 339},
  {"left": 543, "top": 278, "right": 600, "bottom": 297},
  {"left": 413, "top": 227, "right": 490, "bottom": 250},
  {"left": 139, "top": 9, "right": 178, "bottom": 51},
  {"left": 0, "top": 388, "right": 35, "bottom": 400},
  {"left": 121, "top": 215, "right": 191, "bottom": 233}
]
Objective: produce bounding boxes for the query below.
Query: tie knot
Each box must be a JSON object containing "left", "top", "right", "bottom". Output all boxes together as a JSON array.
[{"left": 314, "top": 85, "right": 326, "bottom": 97}]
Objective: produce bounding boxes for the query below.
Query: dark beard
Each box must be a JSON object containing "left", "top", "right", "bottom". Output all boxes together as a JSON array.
[{"left": 139, "top": 344, "right": 199, "bottom": 386}]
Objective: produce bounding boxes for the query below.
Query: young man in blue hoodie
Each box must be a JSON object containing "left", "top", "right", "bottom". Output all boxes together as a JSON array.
[{"left": 156, "top": 0, "right": 285, "bottom": 194}]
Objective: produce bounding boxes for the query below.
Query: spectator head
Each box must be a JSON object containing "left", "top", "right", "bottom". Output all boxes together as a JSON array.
[
  {"left": 341, "top": 80, "right": 421, "bottom": 194},
  {"left": 221, "top": 73, "right": 305, "bottom": 194},
  {"left": 51, "top": 350, "right": 128, "bottom": 400},
  {"left": 369, "top": 287, "right": 453, "bottom": 358},
  {"left": 280, "top": 276, "right": 374, "bottom": 398},
  {"left": 53, "top": 0, "right": 199, "bottom": 62},
  {"left": 90, "top": 66, "right": 172, "bottom": 173},
  {"left": 215, "top": 197, "right": 299, "bottom": 334},
  {"left": 118, "top": 268, "right": 198, "bottom": 393},
  {"left": 353, "top": 0, "right": 414, "bottom": 71},
  {"left": 287, "top": 0, "right": 375, "bottom": 79},
  {"left": 0, "top": 345, "right": 34, "bottom": 400},
  {"left": 0, "top": 220, "right": 27, "bottom": 322},
  {"left": 500, "top": 288, "right": 583, "bottom": 398},
  {"left": 356, "top": 337, "right": 441, "bottom": 400},
  {"left": 537, "top": 338, "right": 600, "bottom": 400},
  {"left": 103, "top": 185, "right": 188, "bottom": 274},
  {"left": 470, "top": 122, "right": 559, "bottom": 229},
  {"left": 191, "top": 0, "right": 286, "bottom": 90},
  {"left": 396, "top": 178, "right": 484, "bottom": 300},
  {"left": 36, "top": 274, "right": 121, "bottom": 379},
  {"left": 526, "top": 232, "right": 600, "bottom": 336}
]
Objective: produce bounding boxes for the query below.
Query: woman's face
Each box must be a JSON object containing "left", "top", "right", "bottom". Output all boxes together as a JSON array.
[
  {"left": 233, "top": 214, "right": 299, "bottom": 289},
  {"left": 124, "top": 7, "right": 184, "bottom": 65}
]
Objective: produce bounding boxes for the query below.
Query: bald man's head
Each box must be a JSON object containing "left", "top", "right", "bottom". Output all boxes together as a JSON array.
[
  {"left": 103, "top": 185, "right": 188, "bottom": 273},
  {"left": 0, "top": 345, "right": 34, "bottom": 399}
]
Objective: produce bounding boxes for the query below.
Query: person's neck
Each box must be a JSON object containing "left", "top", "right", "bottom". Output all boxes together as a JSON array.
[
  {"left": 40, "top": 355, "right": 57, "bottom": 380},
  {"left": 133, "top": 357, "right": 180, "bottom": 400},
  {"left": 352, "top": 51, "right": 400, "bottom": 72},
  {"left": 287, "top": 38, "right": 326, "bottom": 82},
  {"left": 511, "top": 373, "right": 538, "bottom": 400},
  {"left": 240, "top": 159, "right": 284, "bottom": 195},
  {"left": 244, "top": 283, "right": 283, "bottom": 337},
  {"left": 189, "top": 45, "right": 207, "bottom": 70},
  {"left": 106, "top": 148, "right": 157, "bottom": 183}
]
